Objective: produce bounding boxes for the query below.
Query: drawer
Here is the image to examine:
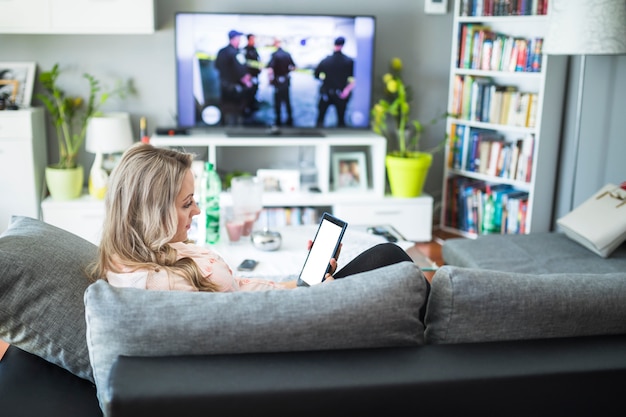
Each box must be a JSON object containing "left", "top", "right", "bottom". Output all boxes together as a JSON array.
[
  {"left": 334, "top": 195, "right": 433, "bottom": 242},
  {"left": 0, "top": 112, "right": 33, "bottom": 138}
]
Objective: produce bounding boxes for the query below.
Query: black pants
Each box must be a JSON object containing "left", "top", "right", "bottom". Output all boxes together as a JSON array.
[
  {"left": 316, "top": 91, "right": 348, "bottom": 127},
  {"left": 273, "top": 84, "right": 293, "bottom": 126},
  {"left": 333, "top": 243, "right": 413, "bottom": 278}
]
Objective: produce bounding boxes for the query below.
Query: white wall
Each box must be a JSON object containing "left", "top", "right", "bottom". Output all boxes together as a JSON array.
[{"left": 553, "top": 55, "right": 626, "bottom": 224}]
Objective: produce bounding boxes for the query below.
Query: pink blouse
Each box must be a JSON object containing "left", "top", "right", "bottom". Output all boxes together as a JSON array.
[{"left": 106, "top": 242, "right": 286, "bottom": 292}]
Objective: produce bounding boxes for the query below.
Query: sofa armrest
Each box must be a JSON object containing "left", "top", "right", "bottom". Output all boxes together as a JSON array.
[
  {"left": 107, "top": 335, "right": 626, "bottom": 417},
  {"left": 0, "top": 346, "right": 102, "bottom": 417}
]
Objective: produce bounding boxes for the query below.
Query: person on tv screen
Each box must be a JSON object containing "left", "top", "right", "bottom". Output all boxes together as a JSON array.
[
  {"left": 314, "top": 36, "right": 356, "bottom": 128},
  {"left": 267, "top": 38, "right": 296, "bottom": 127},
  {"left": 243, "top": 33, "right": 262, "bottom": 120},
  {"left": 214, "top": 29, "right": 253, "bottom": 126}
]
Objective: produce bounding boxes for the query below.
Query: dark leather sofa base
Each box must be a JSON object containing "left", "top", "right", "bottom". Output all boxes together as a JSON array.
[
  {"left": 0, "top": 346, "right": 102, "bottom": 417},
  {"left": 108, "top": 334, "right": 626, "bottom": 417}
]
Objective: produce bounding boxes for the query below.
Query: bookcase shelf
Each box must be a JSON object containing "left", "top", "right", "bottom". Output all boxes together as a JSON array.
[{"left": 440, "top": 0, "right": 567, "bottom": 237}]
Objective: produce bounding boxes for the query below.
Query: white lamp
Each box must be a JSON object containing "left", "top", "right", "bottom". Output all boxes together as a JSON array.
[
  {"left": 86, "top": 112, "right": 134, "bottom": 199},
  {"left": 543, "top": 0, "right": 626, "bottom": 210}
]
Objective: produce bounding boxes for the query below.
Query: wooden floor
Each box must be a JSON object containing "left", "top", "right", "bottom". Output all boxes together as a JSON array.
[{"left": 406, "top": 227, "right": 462, "bottom": 281}]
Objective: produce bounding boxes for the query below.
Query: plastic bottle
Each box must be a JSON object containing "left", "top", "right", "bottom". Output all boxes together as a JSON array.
[{"left": 200, "top": 162, "right": 221, "bottom": 244}]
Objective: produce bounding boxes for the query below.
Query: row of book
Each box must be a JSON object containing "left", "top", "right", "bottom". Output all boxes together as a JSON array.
[
  {"left": 458, "top": 24, "right": 543, "bottom": 73},
  {"left": 448, "top": 126, "right": 535, "bottom": 183},
  {"left": 451, "top": 75, "right": 539, "bottom": 127},
  {"left": 444, "top": 177, "right": 530, "bottom": 235},
  {"left": 255, "top": 207, "right": 322, "bottom": 228},
  {"left": 461, "top": 0, "right": 549, "bottom": 17}
]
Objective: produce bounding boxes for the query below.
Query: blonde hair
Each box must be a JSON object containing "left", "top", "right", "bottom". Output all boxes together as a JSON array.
[{"left": 88, "top": 143, "right": 218, "bottom": 292}]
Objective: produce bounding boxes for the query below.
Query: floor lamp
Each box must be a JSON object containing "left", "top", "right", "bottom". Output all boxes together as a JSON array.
[{"left": 543, "top": 0, "right": 626, "bottom": 211}]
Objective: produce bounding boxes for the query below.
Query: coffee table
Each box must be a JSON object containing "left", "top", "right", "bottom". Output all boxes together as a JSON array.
[{"left": 208, "top": 224, "right": 437, "bottom": 281}]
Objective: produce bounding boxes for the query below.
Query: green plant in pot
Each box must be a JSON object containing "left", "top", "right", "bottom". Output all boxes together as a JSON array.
[
  {"left": 371, "top": 57, "right": 446, "bottom": 198},
  {"left": 37, "top": 64, "right": 130, "bottom": 200}
]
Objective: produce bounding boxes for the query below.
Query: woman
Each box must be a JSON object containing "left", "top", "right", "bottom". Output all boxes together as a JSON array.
[{"left": 88, "top": 143, "right": 416, "bottom": 292}]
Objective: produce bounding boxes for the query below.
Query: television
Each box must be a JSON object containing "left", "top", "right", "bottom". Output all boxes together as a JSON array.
[{"left": 175, "top": 12, "right": 376, "bottom": 134}]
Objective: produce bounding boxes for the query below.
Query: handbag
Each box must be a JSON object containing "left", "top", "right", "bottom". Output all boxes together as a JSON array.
[{"left": 557, "top": 183, "right": 626, "bottom": 258}]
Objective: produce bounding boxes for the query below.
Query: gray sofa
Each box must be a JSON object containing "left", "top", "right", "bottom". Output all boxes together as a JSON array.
[{"left": 2, "top": 217, "right": 626, "bottom": 417}]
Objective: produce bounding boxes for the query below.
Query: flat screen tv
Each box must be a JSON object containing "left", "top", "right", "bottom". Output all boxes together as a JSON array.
[{"left": 175, "top": 12, "right": 376, "bottom": 134}]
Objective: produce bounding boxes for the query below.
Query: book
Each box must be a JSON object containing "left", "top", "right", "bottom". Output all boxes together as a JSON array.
[
  {"left": 461, "top": 75, "right": 474, "bottom": 120},
  {"left": 526, "top": 93, "right": 538, "bottom": 127}
]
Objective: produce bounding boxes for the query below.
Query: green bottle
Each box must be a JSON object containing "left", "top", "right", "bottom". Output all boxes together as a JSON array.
[{"left": 201, "top": 162, "right": 221, "bottom": 244}]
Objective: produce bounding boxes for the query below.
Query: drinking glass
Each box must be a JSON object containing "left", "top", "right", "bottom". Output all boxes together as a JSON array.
[{"left": 230, "top": 176, "right": 263, "bottom": 237}]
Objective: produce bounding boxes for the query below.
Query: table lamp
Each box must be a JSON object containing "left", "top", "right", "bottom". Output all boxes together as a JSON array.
[
  {"left": 543, "top": 0, "right": 626, "bottom": 211},
  {"left": 86, "top": 112, "right": 134, "bottom": 199}
]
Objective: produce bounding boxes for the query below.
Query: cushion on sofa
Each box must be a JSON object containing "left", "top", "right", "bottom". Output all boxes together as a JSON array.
[
  {"left": 0, "top": 216, "right": 97, "bottom": 382},
  {"left": 425, "top": 265, "right": 626, "bottom": 344},
  {"left": 84, "top": 261, "right": 427, "bottom": 409},
  {"left": 442, "top": 232, "right": 626, "bottom": 274}
]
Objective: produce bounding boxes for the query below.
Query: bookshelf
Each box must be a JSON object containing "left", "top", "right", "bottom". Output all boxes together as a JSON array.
[{"left": 440, "top": 0, "right": 567, "bottom": 237}]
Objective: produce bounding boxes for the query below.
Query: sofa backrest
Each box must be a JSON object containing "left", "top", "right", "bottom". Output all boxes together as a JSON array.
[{"left": 425, "top": 265, "right": 626, "bottom": 344}]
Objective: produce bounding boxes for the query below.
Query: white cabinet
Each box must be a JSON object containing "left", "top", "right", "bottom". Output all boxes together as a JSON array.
[
  {"left": 0, "top": 108, "right": 47, "bottom": 233},
  {"left": 38, "top": 132, "right": 434, "bottom": 243},
  {"left": 152, "top": 132, "right": 433, "bottom": 241},
  {"left": 440, "top": 0, "right": 567, "bottom": 237},
  {"left": 0, "top": 0, "right": 155, "bottom": 34},
  {"left": 334, "top": 195, "right": 433, "bottom": 242},
  {"left": 41, "top": 193, "right": 105, "bottom": 245},
  {"left": 151, "top": 132, "right": 388, "bottom": 200}
]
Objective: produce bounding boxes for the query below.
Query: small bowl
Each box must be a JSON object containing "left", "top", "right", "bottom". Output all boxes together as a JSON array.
[{"left": 251, "top": 229, "right": 282, "bottom": 251}]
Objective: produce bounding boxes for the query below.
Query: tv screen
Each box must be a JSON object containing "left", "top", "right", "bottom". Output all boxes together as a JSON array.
[{"left": 175, "top": 12, "right": 376, "bottom": 132}]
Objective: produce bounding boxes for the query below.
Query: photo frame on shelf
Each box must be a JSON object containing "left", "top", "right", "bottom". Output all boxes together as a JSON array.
[
  {"left": 0, "top": 62, "right": 36, "bottom": 109},
  {"left": 332, "top": 151, "right": 368, "bottom": 192}
]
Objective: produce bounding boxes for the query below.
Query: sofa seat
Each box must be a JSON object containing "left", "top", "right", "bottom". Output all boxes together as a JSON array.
[{"left": 442, "top": 232, "right": 626, "bottom": 273}]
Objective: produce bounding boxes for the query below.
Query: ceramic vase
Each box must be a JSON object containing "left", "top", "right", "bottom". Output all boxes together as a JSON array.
[
  {"left": 385, "top": 152, "right": 432, "bottom": 198},
  {"left": 45, "top": 165, "right": 84, "bottom": 200}
]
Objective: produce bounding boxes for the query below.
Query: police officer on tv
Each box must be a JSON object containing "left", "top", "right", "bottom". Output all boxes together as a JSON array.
[
  {"left": 243, "top": 33, "right": 262, "bottom": 118},
  {"left": 214, "top": 29, "right": 253, "bottom": 126},
  {"left": 314, "top": 36, "right": 355, "bottom": 127},
  {"left": 267, "top": 38, "right": 296, "bottom": 126}
]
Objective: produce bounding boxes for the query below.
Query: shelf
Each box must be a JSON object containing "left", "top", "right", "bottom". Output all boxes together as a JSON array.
[{"left": 440, "top": 0, "right": 567, "bottom": 237}]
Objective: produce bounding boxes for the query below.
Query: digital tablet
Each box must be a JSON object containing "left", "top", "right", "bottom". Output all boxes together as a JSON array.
[{"left": 297, "top": 212, "right": 348, "bottom": 287}]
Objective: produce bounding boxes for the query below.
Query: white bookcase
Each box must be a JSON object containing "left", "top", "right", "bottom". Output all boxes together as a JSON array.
[
  {"left": 440, "top": 0, "right": 567, "bottom": 237},
  {"left": 0, "top": 108, "right": 47, "bottom": 233}
]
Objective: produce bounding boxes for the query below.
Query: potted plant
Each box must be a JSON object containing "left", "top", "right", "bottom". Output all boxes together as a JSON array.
[
  {"left": 371, "top": 57, "right": 446, "bottom": 198},
  {"left": 37, "top": 64, "right": 130, "bottom": 200}
]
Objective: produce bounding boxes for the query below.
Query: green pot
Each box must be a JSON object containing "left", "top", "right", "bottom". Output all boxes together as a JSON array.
[
  {"left": 385, "top": 152, "right": 432, "bottom": 198},
  {"left": 45, "top": 165, "right": 84, "bottom": 200}
]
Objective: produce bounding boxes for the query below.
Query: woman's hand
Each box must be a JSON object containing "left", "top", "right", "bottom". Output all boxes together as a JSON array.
[{"left": 306, "top": 240, "right": 341, "bottom": 282}]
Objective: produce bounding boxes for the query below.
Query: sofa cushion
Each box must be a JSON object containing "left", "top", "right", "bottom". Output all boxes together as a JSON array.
[
  {"left": 425, "top": 266, "right": 626, "bottom": 344},
  {"left": 0, "top": 216, "right": 97, "bottom": 382},
  {"left": 84, "top": 261, "right": 427, "bottom": 408},
  {"left": 442, "top": 232, "right": 626, "bottom": 274}
]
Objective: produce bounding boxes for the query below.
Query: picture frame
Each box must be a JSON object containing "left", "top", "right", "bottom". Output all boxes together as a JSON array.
[
  {"left": 0, "top": 62, "right": 36, "bottom": 109},
  {"left": 332, "top": 151, "right": 368, "bottom": 192},
  {"left": 424, "top": 0, "right": 448, "bottom": 15}
]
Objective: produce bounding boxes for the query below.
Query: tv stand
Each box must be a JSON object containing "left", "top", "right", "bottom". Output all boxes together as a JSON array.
[
  {"left": 149, "top": 132, "right": 433, "bottom": 242},
  {"left": 224, "top": 126, "right": 326, "bottom": 138}
]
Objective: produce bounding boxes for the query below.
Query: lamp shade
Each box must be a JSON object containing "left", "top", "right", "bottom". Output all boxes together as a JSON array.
[
  {"left": 543, "top": 0, "right": 626, "bottom": 55},
  {"left": 86, "top": 112, "right": 134, "bottom": 154}
]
